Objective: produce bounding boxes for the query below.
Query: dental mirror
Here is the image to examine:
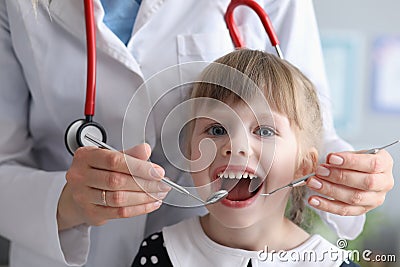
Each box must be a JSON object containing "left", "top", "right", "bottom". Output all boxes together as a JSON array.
[
  {"left": 205, "top": 190, "right": 229, "bottom": 204},
  {"left": 84, "top": 133, "right": 228, "bottom": 205}
]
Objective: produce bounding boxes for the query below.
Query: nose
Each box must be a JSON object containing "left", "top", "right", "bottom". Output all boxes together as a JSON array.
[{"left": 221, "top": 131, "right": 250, "bottom": 157}]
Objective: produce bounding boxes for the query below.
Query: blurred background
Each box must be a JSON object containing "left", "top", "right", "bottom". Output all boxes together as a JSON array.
[
  {"left": 313, "top": 0, "right": 400, "bottom": 266},
  {"left": 0, "top": 0, "right": 399, "bottom": 266}
]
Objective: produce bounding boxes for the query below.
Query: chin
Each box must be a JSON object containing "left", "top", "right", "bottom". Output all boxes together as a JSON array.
[{"left": 207, "top": 200, "right": 265, "bottom": 229}]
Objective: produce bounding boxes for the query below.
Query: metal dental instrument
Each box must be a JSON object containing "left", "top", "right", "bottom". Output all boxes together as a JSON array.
[
  {"left": 84, "top": 133, "right": 228, "bottom": 205},
  {"left": 361, "top": 140, "right": 399, "bottom": 154},
  {"left": 260, "top": 140, "right": 399, "bottom": 196},
  {"left": 260, "top": 173, "right": 315, "bottom": 196}
]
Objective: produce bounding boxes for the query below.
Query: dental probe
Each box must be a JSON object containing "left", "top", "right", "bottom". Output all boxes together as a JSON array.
[
  {"left": 362, "top": 140, "right": 399, "bottom": 154},
  {"left": 260, "top": 140, "right": 399, "bottom": 196},
  {"left": 83, "top": 133, "right": 228, "bottom": 205}
]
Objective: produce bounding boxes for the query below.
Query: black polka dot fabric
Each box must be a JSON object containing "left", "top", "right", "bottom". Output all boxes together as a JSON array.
[{"left": 132, "top": 232, "right": 172, "bottom": 267}]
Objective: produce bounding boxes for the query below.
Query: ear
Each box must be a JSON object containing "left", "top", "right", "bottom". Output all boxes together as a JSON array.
[{"left": 295, "top": 147, "right": 318, "bottom": 177}]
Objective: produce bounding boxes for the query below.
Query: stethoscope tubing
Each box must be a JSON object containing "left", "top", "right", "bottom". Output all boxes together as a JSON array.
[
  {"left": 225, "top": 0, "right": 283, "bottom": 59},
  {"left": 83, "top": 0, "right": 96, "bottom": 119}
]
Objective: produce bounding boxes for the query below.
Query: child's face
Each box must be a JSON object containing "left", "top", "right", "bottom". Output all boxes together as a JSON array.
[{"left": 190, "top": 98, "right": 302, "bottom": 229}]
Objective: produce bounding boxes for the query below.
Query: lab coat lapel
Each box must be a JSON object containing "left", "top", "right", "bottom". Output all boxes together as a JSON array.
[
  {"left": 49, "top": 0, "right": 142, "bottom": 75},
  {"left": 48, "top": 0, "right": 90, "bottom": 43},
  {"left": 132, "top": 0, "right": 166, "bottom": 34}
]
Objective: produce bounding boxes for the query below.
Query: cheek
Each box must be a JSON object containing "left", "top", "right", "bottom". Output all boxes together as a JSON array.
[
  {"left": 266, "top": 144, "right": 298, "bottom": 184},
  {"left": 258, "top": 142, "right": 276, "bottom": 176},
  {"left": 189, "top": 138, "right": 202, "bottom": 170},
  {"left": 189, "top": 138, "right": 212, "bottom": 186},
  {"left": 190, "top": 142, "right": 200, "bottom": 159},
  {"left": 190, "top": 172, "right": 202, "bottom": 187},
  {"left": 190, "top": 169, "right": 213, "bottom": 195},
  {"left": 189, "top": 138, "right": 218, "bottom": 173}
]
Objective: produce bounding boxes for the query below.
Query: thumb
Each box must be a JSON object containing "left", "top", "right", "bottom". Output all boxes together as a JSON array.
[{"left": 124, "top": 143, "right": 152, "bottom": 161}]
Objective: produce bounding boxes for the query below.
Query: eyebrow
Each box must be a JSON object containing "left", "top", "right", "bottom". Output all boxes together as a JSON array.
[
  {"left": 255, "top": 111, "right": 291, "bottom": 129},
  {"left": 253, "top": 113, "right": 275, "bottom": 123}
]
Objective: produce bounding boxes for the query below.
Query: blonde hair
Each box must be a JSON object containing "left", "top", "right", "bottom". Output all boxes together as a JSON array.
[{"left": 190, "top": 49, "right": 323, "bottom": 226}]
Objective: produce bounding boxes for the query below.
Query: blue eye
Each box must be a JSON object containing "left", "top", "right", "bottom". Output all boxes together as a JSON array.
[
  {"left": 255, "top": 126, "right": 275, "bottom": 137},
  {"left": 207, "top": 125, "right": 227, "bottom": 136}
]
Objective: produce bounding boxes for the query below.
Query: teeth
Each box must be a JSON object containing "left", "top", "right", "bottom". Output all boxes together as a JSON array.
[{"left": 217, "top": 172, "right": 257, "bottom": 180}]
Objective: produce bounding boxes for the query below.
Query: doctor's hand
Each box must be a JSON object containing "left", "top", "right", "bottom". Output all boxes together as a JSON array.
[
  {"left": 57, "top": 144, "right": 171, "bottom": 231},
  {"left": 306, "top": 149, "right": 394, "bottom": 216}
]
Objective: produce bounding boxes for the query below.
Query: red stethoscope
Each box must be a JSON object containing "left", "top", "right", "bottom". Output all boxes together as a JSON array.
[
  {"left": 65, "top": 0, "right": 283, "bottom": 154},
  {"left": 225, "top": 0, "right": 283, "bottom": 59},
  {"left": 65, "top": 0, "right": 106, "bottom": 155}
]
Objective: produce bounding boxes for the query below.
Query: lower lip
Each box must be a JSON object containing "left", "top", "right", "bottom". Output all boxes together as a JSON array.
[{"left": 219, "top": 182, "right": 263, "bottom": 208}]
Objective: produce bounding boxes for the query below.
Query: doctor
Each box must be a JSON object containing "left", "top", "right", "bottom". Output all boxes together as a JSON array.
[{"left": 0, "top": 0, "right": 394, "bottom": 267}]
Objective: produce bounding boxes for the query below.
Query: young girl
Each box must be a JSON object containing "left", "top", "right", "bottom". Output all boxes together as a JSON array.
[{"left": 132, "top": 49, "right": 359, "bottom": 266}]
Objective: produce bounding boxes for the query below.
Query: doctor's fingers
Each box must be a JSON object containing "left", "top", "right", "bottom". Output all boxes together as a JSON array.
[
  {"left": 313, "top": 165, "right": 393, "bottom": 192},
  {"left": 307, "top": 197, "right": 370, "bottom": 217},
  {"left": 307, "top": 178, "right": 386, "bottom": 215},
  {"left": 85, "top": 168, "right": 172, "bottom": 193},
  {"left": 325, "top": 149, "right": 394, "bottom": 174},
  {"left": 75, "top": 146, "right": 165, "bottom": 181},
  {"left": 81, "top": 187, "right": 167, "bottom": 208},
  {"left": 78, "top": 200, "right": 163, "bottom": 226}
]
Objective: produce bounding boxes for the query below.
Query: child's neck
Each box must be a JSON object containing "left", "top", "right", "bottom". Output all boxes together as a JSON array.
[{"left": 199, "top": 214, "right": 309, "bottom": 252}]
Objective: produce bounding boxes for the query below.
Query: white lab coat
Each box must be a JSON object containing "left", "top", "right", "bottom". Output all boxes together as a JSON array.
[{"left": 0, "top": 0, "right": 364, "bottom": 266}]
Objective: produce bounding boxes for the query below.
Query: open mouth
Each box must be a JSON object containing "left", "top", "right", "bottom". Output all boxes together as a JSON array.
[{"left": 217, "top": 171, "right": 264, "bottom": 202}]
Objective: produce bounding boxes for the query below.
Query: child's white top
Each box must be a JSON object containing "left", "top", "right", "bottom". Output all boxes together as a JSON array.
[{"left": 163, "top": 217, "right": 348, "bottom": 267}]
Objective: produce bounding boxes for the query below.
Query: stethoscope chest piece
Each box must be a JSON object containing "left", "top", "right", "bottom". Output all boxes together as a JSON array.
[{"left": 65, "top": 118, "right": 107, "bottom": 155}]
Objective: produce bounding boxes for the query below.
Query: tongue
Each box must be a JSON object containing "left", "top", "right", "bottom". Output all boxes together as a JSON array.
[{"left": 226, "top": 179, "right": 253, "bottom": 201}]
